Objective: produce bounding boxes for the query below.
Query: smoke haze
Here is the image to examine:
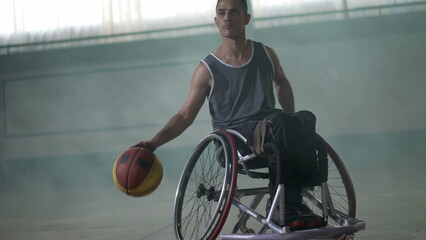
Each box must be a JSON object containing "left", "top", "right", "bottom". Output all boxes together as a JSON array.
[{"left": 1, "top": 11, "right": 426, "bottom": 240}]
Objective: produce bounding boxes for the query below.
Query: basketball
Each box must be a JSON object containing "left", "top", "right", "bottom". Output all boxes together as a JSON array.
[{"left": 112, "top": 147, "right": 163, "bottom": 197}]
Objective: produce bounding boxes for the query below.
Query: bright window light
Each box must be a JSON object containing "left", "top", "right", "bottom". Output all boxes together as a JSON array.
[
  {"left": 1, "top": 0, "right": 424, "bottom": 52},
  {"left": 1, "top": 0, "right": 104, "bottom": 34},
  {"left": 0, "top": 0, "right": 216, "bottom": 36}
]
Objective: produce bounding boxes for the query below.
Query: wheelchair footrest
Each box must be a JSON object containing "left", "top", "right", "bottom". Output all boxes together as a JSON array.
[{"left": 220, "top": 220, "right": 366, "bottom": 240}]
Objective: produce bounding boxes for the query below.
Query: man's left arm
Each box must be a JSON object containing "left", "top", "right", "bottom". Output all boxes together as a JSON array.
[{"left": 266, "top": 46, "right": 295, "bottom": 113}]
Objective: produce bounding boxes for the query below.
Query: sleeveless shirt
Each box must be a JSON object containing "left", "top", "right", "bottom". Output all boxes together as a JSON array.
[{"left": 202, "top": 41, "right": 276, "bottom": 129}]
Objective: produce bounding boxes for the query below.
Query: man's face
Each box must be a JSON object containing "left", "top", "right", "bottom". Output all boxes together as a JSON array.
[{"left": 215, "top": 0, "right": 250, "bottom": 38}]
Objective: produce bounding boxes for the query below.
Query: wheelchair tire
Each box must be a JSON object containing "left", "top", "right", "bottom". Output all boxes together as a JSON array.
[{"left": 174, "top": 130, "right": 238, "bottom": 240}]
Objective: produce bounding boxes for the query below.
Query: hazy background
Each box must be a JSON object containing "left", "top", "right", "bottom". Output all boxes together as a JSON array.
[{"left": 1, "top": 2, "right": 426, "bottom": 240}]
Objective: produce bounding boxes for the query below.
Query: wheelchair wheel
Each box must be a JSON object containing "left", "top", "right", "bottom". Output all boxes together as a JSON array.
[
  {"left": 303, "top": 134, "right": 356, "bottom": 225},
  {"left": 174, "top": 130, "right": 238, "bottom": 240}
]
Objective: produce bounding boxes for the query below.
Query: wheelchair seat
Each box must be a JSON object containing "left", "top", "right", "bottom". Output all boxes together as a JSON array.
[{"left": 229, "top": 130, "right": 270, "bottom": 179}]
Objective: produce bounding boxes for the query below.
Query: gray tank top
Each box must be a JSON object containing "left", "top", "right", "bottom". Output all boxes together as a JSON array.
[{"left": 202, "top": 41, "right": 276, "bottom": 129}]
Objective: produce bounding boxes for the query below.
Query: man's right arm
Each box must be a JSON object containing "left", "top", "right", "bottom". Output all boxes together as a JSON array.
[
  {"left": 266, "top": 46, "right": 295, "bottom": 113},
  {"left": 134, "top": 63, "right": 212, "bottom": 151}
]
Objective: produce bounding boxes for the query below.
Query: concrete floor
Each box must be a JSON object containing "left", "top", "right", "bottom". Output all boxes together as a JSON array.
[
  {"left": 1, "top": 164, "right": 425, "bottom": 240},
  {"left": 1, "top": 134, "right": 426, "bottom": 240}
]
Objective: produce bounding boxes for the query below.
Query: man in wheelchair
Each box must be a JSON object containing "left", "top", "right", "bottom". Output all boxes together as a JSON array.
[{"left": 134, "top": 0, "right": 324, "bottom": 231}]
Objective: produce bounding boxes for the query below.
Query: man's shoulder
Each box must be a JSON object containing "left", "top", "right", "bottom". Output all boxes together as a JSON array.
[
  {"left": 194, "top": 62, "right": 212, "bottom": 83},
  {"left": 251, "top": 40, "right": 266, "bottom": 47},
  {"left": 196, "top": 61, "right": 211, "bottom": 73}
]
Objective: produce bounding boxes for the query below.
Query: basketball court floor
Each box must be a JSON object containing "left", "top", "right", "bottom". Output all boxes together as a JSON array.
[{"left": 1, "top": 148, "right": 425, "bottom": 240}]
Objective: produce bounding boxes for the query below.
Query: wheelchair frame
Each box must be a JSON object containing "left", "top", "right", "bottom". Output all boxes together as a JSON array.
[{"left": 173, "top": 129, "right": 365, "bottom": 240}]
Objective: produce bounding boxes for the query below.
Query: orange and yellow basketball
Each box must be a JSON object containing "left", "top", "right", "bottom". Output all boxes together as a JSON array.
[{"left": 112, "top": 147, "right": 163, "bottom": 197}]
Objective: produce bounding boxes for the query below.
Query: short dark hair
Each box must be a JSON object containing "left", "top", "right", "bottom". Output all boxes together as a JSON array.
[{"left": 216, "top": 0, "right": 248, "bottom": 14}]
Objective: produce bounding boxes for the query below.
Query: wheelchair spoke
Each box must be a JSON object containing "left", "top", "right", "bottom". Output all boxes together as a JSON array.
[{"left": 174, "top": 133, "right": 236, "bottom": 240}]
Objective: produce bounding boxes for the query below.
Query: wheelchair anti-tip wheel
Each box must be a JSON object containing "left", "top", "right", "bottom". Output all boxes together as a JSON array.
[{"left": 174, "top": 130, "right": 238, "bottom": 240}]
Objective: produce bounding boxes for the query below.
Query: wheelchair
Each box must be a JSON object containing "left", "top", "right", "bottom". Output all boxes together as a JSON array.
[{"left": 173, "top": 129, "right": 366, "bottom": 240}]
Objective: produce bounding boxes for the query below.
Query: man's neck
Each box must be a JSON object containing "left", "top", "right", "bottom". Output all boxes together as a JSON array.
[{"left": 216, "top": 37, "right": 251, "bottom": 65}]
